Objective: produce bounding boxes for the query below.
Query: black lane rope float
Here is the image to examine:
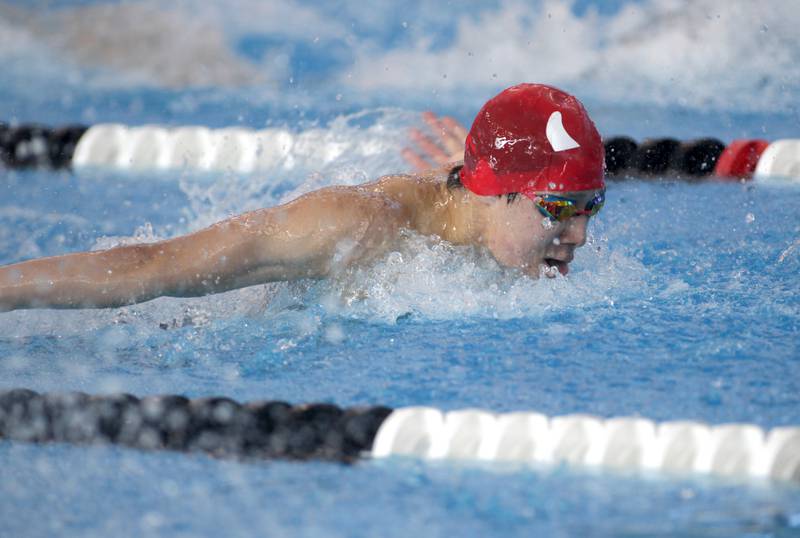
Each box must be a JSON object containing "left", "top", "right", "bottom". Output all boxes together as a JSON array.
[
  {"left": 604, "top": 137, "right": 727, "bottom": 178},
  {"left": 1, "top": 122, "right": 798, "bottom": 181},
  {"left": 2, "top": 388, "right": 799, "bottom": 482},
  {"left": 0, "top": 388, "right": 391, "bottom": 462},
  {"left": 0, "top": 123, "right": 88, "bottom": 169}
]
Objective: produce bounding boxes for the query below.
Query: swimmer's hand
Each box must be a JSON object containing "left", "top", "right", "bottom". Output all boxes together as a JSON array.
[
  {"left": 402, "top": 112, "right": 467, "bottom": 172},
  {"left": 0, "top": 187, "right": 403, "bottom": 311}
]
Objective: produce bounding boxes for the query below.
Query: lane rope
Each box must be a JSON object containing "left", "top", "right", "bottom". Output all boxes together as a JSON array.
[
  {"left": 372, "top": 407, "right": 800, "bottom": 482},
  {"left": 2, "top": 122, "right": 799, "bottom": 182},
  {"left": 2, "top": 389, "right": 798, "bottom": 482},
  {"left": 0, "top": 388, "right": 390, "bottom": 462}
]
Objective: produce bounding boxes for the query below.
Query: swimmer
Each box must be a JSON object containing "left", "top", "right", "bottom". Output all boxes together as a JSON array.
[{"left": 0, "top": 83, "right": 605, "bottom": 311}]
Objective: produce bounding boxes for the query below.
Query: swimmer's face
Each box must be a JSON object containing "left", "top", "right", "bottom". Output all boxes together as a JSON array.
[{"left": 483, "top": 190, "right": 599, "bottom": 278}]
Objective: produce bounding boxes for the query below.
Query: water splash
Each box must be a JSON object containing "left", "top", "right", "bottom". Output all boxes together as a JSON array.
[{"left": 308, "top": 230, "right": 647, "bottom": 323}]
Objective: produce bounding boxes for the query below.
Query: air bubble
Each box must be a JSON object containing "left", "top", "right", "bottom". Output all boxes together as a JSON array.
[{"left": 745, "top": 212, "right": 755, "bottom": 224}]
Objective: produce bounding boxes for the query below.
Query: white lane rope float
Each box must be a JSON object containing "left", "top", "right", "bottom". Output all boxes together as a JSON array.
[
  {"left": 371, "top": 407, "right": 800, "bottom": 482},
  {"left": 2, "top": 122, "right": 800, "bottom": 182},
  {"left": 1, "top": 390, "right": 798, "bottom": 482},
  {"left": 71, "top": 124, "right": 296, "bottom": 172}
]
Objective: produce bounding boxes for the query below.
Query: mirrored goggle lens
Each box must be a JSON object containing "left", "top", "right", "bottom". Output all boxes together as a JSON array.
[
  {"left": 536, "top": 199, "right": 577, "bottom": 221},
  {"left": 535, "top": 190, "right": 605, "bottom": 221},
  {"left": 583, "top": 191, "right": 605, "bottom": 216}
]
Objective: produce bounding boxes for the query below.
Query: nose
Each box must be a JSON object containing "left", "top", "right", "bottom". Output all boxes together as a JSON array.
[{"left": 559, "top": 215, "right": 588, "bottom": 247}]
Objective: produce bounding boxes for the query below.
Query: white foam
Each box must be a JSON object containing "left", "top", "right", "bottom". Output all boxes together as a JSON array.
[
  {"left": 2, "top": 0, "right": 798, "bottom": 111},
  {"left": 315, "top": 227, "right": 647, "bottom": 323},
  {"left": 344, "top": 0, "right": 800, "bottom": 111},
  {"left": 0, "top": 2, "right": 265, "bottom": 89}
]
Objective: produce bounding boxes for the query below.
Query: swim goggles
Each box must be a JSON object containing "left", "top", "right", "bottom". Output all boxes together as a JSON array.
[{"left": 533, "top": 190, "right": 605, "bottom": 222}]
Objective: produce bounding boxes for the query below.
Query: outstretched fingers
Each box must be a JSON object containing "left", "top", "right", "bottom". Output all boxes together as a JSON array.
[
  {"left": 402, "top": 112, "right": 468, "bottom": 172},
  {"left": 409, "top": 126, "right": 451, "bottom": 163},
  {"left": 422, "top": 112, "right": 466, "bottom": 158},
  {"left": 401, "top": 147, "right": 433, "bottom": 172}
]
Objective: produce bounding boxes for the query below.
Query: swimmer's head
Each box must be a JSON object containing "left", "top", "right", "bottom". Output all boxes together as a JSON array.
[
  {"left": 459, "top": 83, "right": 605, "bottom": 198},
  {"left": 446, "top": 84, "right": 604, "bottom": 278}
]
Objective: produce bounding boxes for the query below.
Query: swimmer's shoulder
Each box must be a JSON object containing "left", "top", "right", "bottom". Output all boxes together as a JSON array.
[
  {"left": 297, "top": 183, "right": 417, "bottom": 233},
  {"left": 361, "top": 164, "right": 456, "bottom": 202}
]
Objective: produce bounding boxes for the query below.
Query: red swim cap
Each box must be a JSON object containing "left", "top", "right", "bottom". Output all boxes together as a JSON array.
[{"left": 460, "top": 83, "right": 605, "bottom": 197}]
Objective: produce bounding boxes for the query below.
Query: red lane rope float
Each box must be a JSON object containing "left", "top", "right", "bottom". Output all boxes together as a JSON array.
[{"left": 714, "top": 139, "right": 769, "bottom": 179}]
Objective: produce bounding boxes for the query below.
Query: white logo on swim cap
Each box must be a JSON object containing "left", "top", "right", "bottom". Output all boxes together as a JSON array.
[{"left": 545, "top": 111, "right": 580, "bottom": 152}]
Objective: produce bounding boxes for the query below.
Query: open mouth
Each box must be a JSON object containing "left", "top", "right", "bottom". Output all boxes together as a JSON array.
[{"left": 543, "top": 258, "right": 569, "bottom": 277}]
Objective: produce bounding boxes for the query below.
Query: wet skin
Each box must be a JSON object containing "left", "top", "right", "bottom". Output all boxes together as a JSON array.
[{"left": 0, "top": 165, "right": 598, "bottom": 311}]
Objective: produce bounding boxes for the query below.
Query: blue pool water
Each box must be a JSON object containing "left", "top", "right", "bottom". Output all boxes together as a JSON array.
[{"left": 2, "top": 1, "right": 800, "bottom": 536}]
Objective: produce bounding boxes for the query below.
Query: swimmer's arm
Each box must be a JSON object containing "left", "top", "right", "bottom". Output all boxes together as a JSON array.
[{"left": 0, "top": 188, "right": 403, "bottom": 311}]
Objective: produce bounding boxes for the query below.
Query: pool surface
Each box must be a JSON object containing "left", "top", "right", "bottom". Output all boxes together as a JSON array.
[{"left": 2, "top": 1, "right": 800, "bottom": 536}]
